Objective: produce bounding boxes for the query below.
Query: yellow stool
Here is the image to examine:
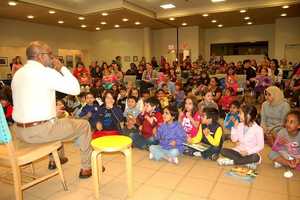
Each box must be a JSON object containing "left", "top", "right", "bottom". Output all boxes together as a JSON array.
[{"left": 91, "top": 135, "right": 133, "bottom": 199}]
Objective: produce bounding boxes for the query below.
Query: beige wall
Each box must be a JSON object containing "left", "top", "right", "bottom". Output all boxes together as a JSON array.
[
  {"left": 275, "top": 17, "right": 300, "bottom": 59},
  {"left": 90, "top": 28, "right": 145, "bottom": 70}
]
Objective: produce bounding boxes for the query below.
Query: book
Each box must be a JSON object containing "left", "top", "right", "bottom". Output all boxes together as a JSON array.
[{"left": 183, "top": 143, "right": 209, "bottom": 152}]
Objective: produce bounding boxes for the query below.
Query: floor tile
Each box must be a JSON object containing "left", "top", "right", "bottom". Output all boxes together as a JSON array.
[
  {"left": 127, "top": 185, "right": 172, "bottom": 200},
  {"left": 290, "top": 196, "right": 300, "bottom": 200},
  {"left": 175, "top": 177, "right": 215, "bottom": 197},
  {"left": 217, "top": 169, "right": 252, "bottom": 188},
  {"left": 101, "top": 179, "right": 142, "bottom": 199},
  {"left": 248, "top": 189, "right": 288, "bottom": 200},
  {"left": 47, "top": 184, "right": 93, "bottom": 200},
  {"left": 145, "top": 171, "right": 184, "bottom": 189},
  {"left": 187, "top": 164, "right": 222, "bottom": 181},
  {"left": 160, "top": 157, "right": 196, "bottom": 175},
  {"left": 135, "top": 157, "right": 167, "bottom": 170},
  {"left": 210, "top": 182, "right": 249, "bottom": 200},
  {"left": 289, "top": 179, "right": 300, "bottom": 197},
  {"left": 167, "top": 192, "right": 208, "bottom": 200},
  {"left": 119, "top": 166, "right": 157, "bottom": 183},
  {"left": 252, "top": 175, "right": 288, "bottom": 194}
]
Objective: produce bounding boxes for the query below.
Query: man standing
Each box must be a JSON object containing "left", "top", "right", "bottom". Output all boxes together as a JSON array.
[{"left": 12, "top": 41, "right": 92, "bottom": 178}]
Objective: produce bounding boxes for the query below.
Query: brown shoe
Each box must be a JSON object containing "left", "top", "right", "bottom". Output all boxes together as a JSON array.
[
  {"left": 79, "top": 168, "right": 92, "bottom": 179},
  {"left": 48, "top": 157, "right": 69, "bottom": 170}
]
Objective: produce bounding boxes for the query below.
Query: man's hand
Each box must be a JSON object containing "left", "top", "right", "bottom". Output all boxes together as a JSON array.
[
  {"left": 52, "top": 57, "right": 63, "bottom": 72},
  {"left": 86, "top": 112, "right": 92, "bottom": 119}
]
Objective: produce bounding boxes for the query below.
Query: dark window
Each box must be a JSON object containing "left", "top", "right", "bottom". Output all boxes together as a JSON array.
[{"left": 211, "top": 41, "right": 268, "bottom": 56}]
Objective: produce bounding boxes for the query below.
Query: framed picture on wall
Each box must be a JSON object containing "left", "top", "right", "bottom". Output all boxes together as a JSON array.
[
  {"left": 0, "top": 57, "right": 8, "bottom": 67},
  {"left": 66, "top": 55, "right": 73, "bottom": 68},
  {"left": 133, "top": 56, "right": 138, "bottom": 62},
  {"left": 124, "top": 56, "right": 130, "bottom": 62},
  {"left": 75, "top": 54, "right": 82, "bottom": 64}
]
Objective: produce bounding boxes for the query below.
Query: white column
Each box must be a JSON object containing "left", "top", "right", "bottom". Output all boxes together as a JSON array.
[{"left": 143, "top": 27, "right": 152, "bottom": 62}]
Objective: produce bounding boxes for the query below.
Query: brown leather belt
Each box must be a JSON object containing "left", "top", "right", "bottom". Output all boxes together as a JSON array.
[{"left": 16, "top": 119, "right": 51, "bottom": 128}]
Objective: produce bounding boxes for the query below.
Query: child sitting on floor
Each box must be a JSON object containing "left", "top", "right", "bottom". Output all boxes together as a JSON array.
[
  {"left": 79, "top": 92, "right": 100, "bottom": 129},
  {"left": 224, "top": 100, "right": 241, "bottom": 130},
  {"left": 186, "top": 107, "right": 223, "bottom": 160},
  {"left": 219, "top": 87, "right": 235, "bottom": 118},
  {"left": 269, "top": 110, "right": 300, "bottom": 170},
  {"left": 149, "top": 105, "right": 186, "bottom": 164},
  {"left": 218, "top": 105, "right": 264, "bottom": 169}
]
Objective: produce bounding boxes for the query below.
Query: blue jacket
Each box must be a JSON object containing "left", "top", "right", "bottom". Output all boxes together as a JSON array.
[
  {"left": 155, "top": 121, "right": 187, "bottom": 153},
  {"left": 79, "top": 104, "right": 100, "bottom": 128}
]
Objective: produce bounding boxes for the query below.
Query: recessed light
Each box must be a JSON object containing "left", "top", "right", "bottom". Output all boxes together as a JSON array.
[
  {"left": 78, "top": 16, "right": 85, "bottom": 20},
  {"left": 211, "top": 0, "right": 226, "bottom": 2},
  {"left": 181, "top": 22, "right": 187, "bottom": 26},
  {"left": 160, "top": 4, "right": 176, "bottom": 9},
  {"left": 247, "top": 22, "right": 253, "bottom": 25},
  {"left": 58, "top": 20, "right": 64, "bottom": 24},
  {"left": 100, "top": 21, "right": 107, "bottom": 25},
  {"left": 8, "top": 1, "right": 17, "bottom": 6},
  {"left": 27, "top": 15, "right": 34, "bottom": 19},
  {"left": 122, "top": 18, "right": 129, "bottom": 22},
  {"left": 169, "top": 17, "right": 175, "bottom": 21},
  {"left": 244, "top": 16, "right": 250, "bottom": 20},
  {"left": 114, "top": 24, "right": 120, "bottom": 28},
  {"left": 211, "top": 19, "right": 217, "bottom": 23},
  {"left": 240, "top": 9, "right": 247, "bottom": 13},
  {"left": 281, "top": 13, "right": 287, "bottom": 17},
  {"left": 282, "top": 5, "right": 289, "bottom": 9},
  {"left": 202, "top": 14, "right": 209, "bottom": 17},
  {"left": 81, "top": 24, "right": 87, "bottom": 28},
  {"left": 218, "top": 24, "right": 223, "bottom": 27},
  {"left": 48, "top": 10, "right": 56, "bottom": 14},
  {"left": 135, "top": 21, "right": 141, "bottom": 25},
  {"left": 102, "top": 12, "right": 108, "bottom": 16},
  {"left": 96, "top": 27, "right": 100, "bottom": 31}
]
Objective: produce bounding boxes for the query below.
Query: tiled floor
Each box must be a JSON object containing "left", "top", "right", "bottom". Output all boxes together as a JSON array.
[{"left": 1, "top": 141, "right": 300, "bottom": 200}]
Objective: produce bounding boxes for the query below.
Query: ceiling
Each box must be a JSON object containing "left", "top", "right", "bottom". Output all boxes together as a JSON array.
[{"left": 0, "top": 0, "right": 300, "bottom": 31}]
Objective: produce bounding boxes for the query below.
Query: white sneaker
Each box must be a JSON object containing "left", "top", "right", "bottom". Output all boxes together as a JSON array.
[
  {"left": 245, "top": 163, "right": 257, "bottom": 170},
  {"left": 172, "top": 157, "right": 179, "bottom": 164},
  {"left": 274, "top": 162, "right": 283, "bottom": 168},
  {"left": 149, "top": 152, "right": 154, "bottom": 160},
  {"left": 193, "top": 151, "right": 202, "bottom": 157},
  {"left": 217, "top": 157, "right": 234, "bottom": 166}
]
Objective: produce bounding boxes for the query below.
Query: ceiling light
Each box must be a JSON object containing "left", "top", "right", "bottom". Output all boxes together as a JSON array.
[
  {"left": 122, "top": 18, "right": 129, "bottom": 22},
  {"left": 100, "top": 21, "right": 107, "bottom": 25},
  {"left": 202, "top": 14, "right": 209, "bottom": 17},
  {"left": 96, "top": 27, "right": 100, "bottom": 31},
  {"left": 58, "top": 20, "right": 64, "bottom": 24},
  {"left": 281, "top": 13, "right": 287, "bottom": 17},
  {"left": 160, "top": 4, "right": 176, "bottom": 9},
  {"left": 247, "top": 22, "right": 253, "bottom": 25},
  {"left": 27, "top": 15, "right": 34, "bottom": 19},
  {"left": 81, "top": 24, "right": 87, "bottom": 28},
  {"left": 78, "top": 16, "right": 85, "bottom": 20},
  {"left": 211, "top": 19, "right": 217, "bottom": 23},
  {"left": 169, "top": 17, "right": 175, "bottom": 21},
  {"left": 181, "top": 22, "right": 187, "bottom": 26},
  {"left": 282, "top": 5, "right": 289, "bottom": 9},
  {"left": 218, "top": 24, "right": 223, "bottom": 27},
  {"left": 114, "top": 24, "right": 120, "bottom": 28},
  {"left": 135, "top": 21, "right": 141, "bottom": 25},
  {"left": 48, "top": 10, "right": 56, "bottom": 14},
  {"left": 240, "top": 9, "right": 247, "bottom": 13},
  {"left": 244, "top": 16, "right": 250, "bottom": 20},
  {"left": 211, "top": 0, "right": 226, "bottom": 2},
  {"left": 8, "top": 1, "right": 17, "bottom": 6},
  {"left": 102, "top": 12, "right": 108, "bottom": 16}
]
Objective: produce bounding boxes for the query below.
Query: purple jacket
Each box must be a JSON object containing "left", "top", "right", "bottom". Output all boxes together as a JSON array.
[{"left": 155, "top": 121, "right": 187, "bottom": 153}]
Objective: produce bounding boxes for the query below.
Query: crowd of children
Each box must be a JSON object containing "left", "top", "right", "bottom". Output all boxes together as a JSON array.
[{"left": 1, "top": 55, "right": 300, "bottom": 172}]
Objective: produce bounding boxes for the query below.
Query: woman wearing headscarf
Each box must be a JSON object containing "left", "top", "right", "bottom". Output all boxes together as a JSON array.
[{"left": 261, "top": 86, "right": 290, "bottom": 146}]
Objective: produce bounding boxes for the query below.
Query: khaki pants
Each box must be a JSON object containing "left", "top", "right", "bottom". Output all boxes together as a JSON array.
[{"left": 12, "top": 118, "right": 92, "bottom": 169}]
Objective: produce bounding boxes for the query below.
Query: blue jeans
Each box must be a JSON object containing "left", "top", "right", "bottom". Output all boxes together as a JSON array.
[
  {"left": 149, "top": 145, "right": 180, "bottom": 160},
  {"left": 128, "top": 132, "right": 158, "bottom": 149}
]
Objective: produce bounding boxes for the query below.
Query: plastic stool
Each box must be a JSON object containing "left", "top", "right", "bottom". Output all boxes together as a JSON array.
[{"left": 91, "top": 135, "right": 133, "bottom": 199}]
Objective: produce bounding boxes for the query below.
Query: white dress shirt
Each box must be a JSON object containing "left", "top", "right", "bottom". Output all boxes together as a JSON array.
[{"left": 12, "top": 60, "right": 80, "bottom": 123}]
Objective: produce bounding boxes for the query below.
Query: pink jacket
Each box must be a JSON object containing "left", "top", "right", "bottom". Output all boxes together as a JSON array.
[{"left": 231, "top": 122, "right": 264, "bottom": 155}]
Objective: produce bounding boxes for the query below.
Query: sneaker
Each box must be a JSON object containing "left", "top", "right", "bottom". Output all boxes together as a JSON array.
[
  {"left": 149, "top": 152, "right": 154, "bottom": 160},
  {"left": 193, "top": 151, "right": 202, "bottom": 157},
  {"left": 274, "top": 162, "right": 283, "bottom": 168},
  {"left": 172, "top": 157, "right": 179, "bottom": 164},
  {"left": 217, "top": 157, "right": 234, "bottom": 166},
  {"left": 245, "top": 163, "right": 257, "bottom": 170}
]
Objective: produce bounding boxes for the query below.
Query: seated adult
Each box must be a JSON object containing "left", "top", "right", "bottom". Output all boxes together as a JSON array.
[
  {"left": 12, "top": 41, "right": 93, "bottom": 178},
  {"left": 93, "top": 90, "right": 124, "bottom": 138},
  {"left": 261, "top": 86, "right": 290, "bottom": 146}
]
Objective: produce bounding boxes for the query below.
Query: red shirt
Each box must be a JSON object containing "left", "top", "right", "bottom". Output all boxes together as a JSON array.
[{"left": 137, "top": 111, "right": 163, "bottom": 138}]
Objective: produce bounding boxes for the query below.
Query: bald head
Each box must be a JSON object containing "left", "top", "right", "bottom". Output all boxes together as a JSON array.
[{"left": 26, "top": 41, "right": 51, "bottom": 60}]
